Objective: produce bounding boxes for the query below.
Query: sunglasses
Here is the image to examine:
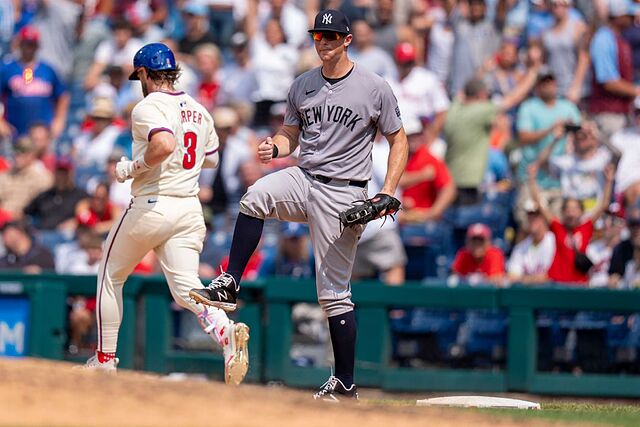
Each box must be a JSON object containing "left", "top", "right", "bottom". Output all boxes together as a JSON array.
[{"left": 310, "top": 31, "right": 344, "bottom": 42}]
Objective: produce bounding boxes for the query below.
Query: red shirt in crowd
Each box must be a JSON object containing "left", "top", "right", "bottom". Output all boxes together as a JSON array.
[
  {"left": 452, "top": 246, "right": 506, "bottom": 278},
  {"left": 76, "top": 202, "right": 114, "bottom": 228},
  {"left": 547, "top": 219, "right": 594, "bottom": 285},
  {"left": 402, "top": 146, "right": 452, "bottom": 209}
]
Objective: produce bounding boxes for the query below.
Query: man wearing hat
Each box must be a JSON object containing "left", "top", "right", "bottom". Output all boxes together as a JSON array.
[
  {"left": 0, "top": 25, "right": 69, "bottom": 139},
  {"left": 389, "top": 42, "right": 450, "bottom": 158},
  {"left": 190, "top": 8, "right": 409, "bottom": 400},
  {"left": 450, "top": 222, "right": 506, "bottom": 286},
  {"left": 589, "top": 0, "right": 640, "bottom": 139},
  {"left": 72, "top": 97, "right": 122, "bottom": 181},
  {"left": 515, "top": 66, "right": 581, "bottom": 225},
  {"left": 0, "top": 137, "right": 53, "bottom": 218}
]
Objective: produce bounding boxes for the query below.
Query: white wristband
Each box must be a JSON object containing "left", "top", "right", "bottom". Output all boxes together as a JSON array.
[{"left": 130, "top": 156, "right": 152, "bottom": 177}]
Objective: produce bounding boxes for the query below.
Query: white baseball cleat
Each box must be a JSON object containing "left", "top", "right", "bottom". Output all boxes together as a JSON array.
[
  {"left": 220, "top": 322, "right": 250, "bottom": 385},
  {"left": 76, "top": 354, "right": 119, "bottom": 373}
]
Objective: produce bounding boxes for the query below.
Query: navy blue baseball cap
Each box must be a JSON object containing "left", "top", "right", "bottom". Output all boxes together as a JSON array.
[
  {"left": 309, "top": 9, "right": 351, "bottom": 34},
  {"left": 129, "top": 42, "right": 177, "bottom": 80}
]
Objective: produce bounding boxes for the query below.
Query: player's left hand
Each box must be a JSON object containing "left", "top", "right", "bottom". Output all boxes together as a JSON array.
[{"left": 115, "top": 156, "right": 134, "bottom": 183}]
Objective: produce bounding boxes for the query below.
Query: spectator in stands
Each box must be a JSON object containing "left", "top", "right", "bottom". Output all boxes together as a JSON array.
[
  {"left": 532, "top": 120, "right": 621, "bottom": 212},
  {"left": 245, "top": 0, "right": 298, "bottom": 129},
  {"left": 84, "top": 19, "right": 143, "bottom": 91},
  {"left": 390, "top": 42, "right": 450, "bottom": 158},
  {"left": 75, "top": 182, "right": 121, "bottom": 237},
  {"left": 198, "top": 107, "right": 257, "bottom": 219},
  {"left": 31, "top": 0, "right": 82, "bottom": 83},
  {"left": 508, "top": 199, "right": 556, "bottom": 285},
  {"left": 256, "top": 0, "right": 308, "bottom": 49},
  {"left": 448, "top": 0, "right": 504, "bottom": 95},
  {"left": 275, "top": 222, "right": 313, "bottom": 279},
  {"left": 0, "top": 220, "right": 54, "bottom": 273},
  {"left": 476, "top": 37, "right": 524, "bottom": 116},
  {"left": 350, "top": 20, "right": 397, "bottom": 80},
  {"left": 28, "top": 122, "right": 55, "bottom": 172},
  {"left": 445, "top": 61, "right": 541, "bottom": 205},
  {"left": 354, "top": 134, "right": 407, "bottom": 286},
  {"left": 113, "top": 0, "right": 168, "bottom": 27},
  {"left": 399, "top": 127, "right": 457, "bottom": 223},
  {"left": 588, "top": 210, "right": 626, "bottom": 287},
  {"left": 218, "top": 32, "right": 258, "bottom": 108},
  {"left": 91, "top": 65, "right": 140, "bottom": 116},
  {"left": 24, "top": 156, "right": 88, "bottom": 232},
  {"left": 366, "top": 0, "right": 405, "bottom": 56},
  {"left": 450, "top": 223, "right": 507, "bottom": 286},
  {"left": 0, "top": 137, "right": 53, "bottom": 218},
  {"left": 72, "top": 97, "right": 122, "bottom": 182},
  {"left": 178, "top": 1, "right": 216, "bottom": 57},
  {"left": 409, "top": 0, "right": 454, "bottom": 81},
  {"left": 125, "top": 0, "right": 166, "bottom": 44},
  {"left": 608, "top": 204, "right": 640, "bottom": 288},
  {"left": 611, "top": 99, "right": 640, "bottom": 209},
  {"left": 540, "top": 0, "right": 590, "bottom": 103},
  {"left": 194, "top": 43, "right": 222, "bottom": 112},
  {"left": 515, "top": 67, "right": 581, "bottom": 225},
  {"left": 0, "top": 25, "right": 69, "bottom": 139},
  {"left": 55, "top": 225, "right": 103, "bottom": 275},
  {"left": 589, "top": 0, "right": 639, "bottom": 139},
  {"left": 528, "top": 161, "right": 615, "bottom": 285}
]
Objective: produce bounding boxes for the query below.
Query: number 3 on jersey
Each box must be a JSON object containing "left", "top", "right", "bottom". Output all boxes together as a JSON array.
[{"left": 183, "top": 131, "right": 197, "bottom": 169}]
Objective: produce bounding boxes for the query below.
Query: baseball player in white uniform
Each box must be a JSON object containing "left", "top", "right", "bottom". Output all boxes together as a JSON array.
[{"left": 80, "top": 43, "right": 250, "bottom": 386}]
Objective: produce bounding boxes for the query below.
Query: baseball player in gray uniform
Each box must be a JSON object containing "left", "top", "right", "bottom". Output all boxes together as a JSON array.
[{"left": 190, "top": 10, "right": 408, "bottom": 401}]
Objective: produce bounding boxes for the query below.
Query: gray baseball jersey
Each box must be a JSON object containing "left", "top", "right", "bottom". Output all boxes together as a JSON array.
[
  {"left": 240, "top": 63, "right": 403, "bottom": 317},
  {"left": 284, "top": 64, "right": 402, "bottom": 181}
]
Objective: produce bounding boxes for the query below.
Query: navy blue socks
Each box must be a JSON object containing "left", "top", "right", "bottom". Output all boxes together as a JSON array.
[
  {"left": 226, "top": 213, "right": 264, "bottom": 285},
  {"left": 328, "top": 310, "right": 357, "bottom": 387}
]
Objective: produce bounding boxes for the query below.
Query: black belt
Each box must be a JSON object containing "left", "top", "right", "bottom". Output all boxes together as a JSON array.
[{"left": 301, "top": 168, "right": 367, "bottom": 188}]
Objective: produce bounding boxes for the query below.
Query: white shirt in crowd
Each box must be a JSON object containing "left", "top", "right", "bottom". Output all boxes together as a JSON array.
[
  {"left": 550, "top": 147, "right": 611, "bottom": 202},
  {"left": 611, "top": 127, "right": 640, "bottom": 195},
  {"left": 586, "top": 239, "right": 614, "bottom": 288},
  {"left": 55, "top": 242, "right": 100, "bottom": 275},
  {"left": 94, "top": 37, "right": 144, "bottom": 67},
  {"left": 250, "top": 35, "right": 299, "bottom": 102},
  {"left": 257, "top": 0, "right": 308, "bottom": 48},
  {"left": 73, "top": 125, "right": 122, "bottom": 169},
  {"left": 360, "top": 138, "right": 400, "bottom": 243},
  {"left": 507, "top": 231, "right": 556, "bottom": 279},
  {"left": 623, "top": 259, "right": 640, "bottom": 289},
  {"left": 351, "top": 47, "right": 398, "bottom": 81}
]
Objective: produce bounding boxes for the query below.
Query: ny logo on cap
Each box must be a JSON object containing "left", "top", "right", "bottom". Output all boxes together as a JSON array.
[{"left": 322, "top": 13, "right": 332, "bottom": 24}]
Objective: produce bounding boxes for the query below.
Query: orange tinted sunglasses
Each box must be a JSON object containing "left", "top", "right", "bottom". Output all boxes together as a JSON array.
[{"left": 310, "top": 31, "right": 343, "bottom": 42}]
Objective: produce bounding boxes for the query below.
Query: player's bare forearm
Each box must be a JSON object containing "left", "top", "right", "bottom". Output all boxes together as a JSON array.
[
  {"left": 145, "top": 131, "right": 177, "bottom": 167},
  {"left": 381, "top": 127, "right": 409, "bottom": 196},
  {"left": 273, "top": 125, "right": 300, "bottom": 157}
]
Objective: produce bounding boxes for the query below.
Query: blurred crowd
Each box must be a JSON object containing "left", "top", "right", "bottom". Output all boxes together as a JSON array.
[{"left": 2, "top": 0, "right": 640, "bottom": 300}]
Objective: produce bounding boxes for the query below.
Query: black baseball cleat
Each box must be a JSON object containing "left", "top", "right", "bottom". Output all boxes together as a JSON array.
[
  {"left": 312, "top": 376, "right": 359, "bottom": 402},
  {"left": 189, "top": 272, "right": 239, "bottom": 312}
]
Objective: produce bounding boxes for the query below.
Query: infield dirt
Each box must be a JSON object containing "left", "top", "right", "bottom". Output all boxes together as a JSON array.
[{"left": 0, "top": 358, "right": 576, "bottom": 426}]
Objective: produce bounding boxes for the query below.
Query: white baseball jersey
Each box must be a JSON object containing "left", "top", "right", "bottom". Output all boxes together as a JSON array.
[{"left": 130, "top": 90, "right": 219, "bottom": 197}]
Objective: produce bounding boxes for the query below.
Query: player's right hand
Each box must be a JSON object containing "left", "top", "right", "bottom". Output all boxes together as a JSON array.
[
  {"left": 115, "top": 156, "right": 133, "bottom": 183},
  {"left": 257, "top": 137, "right": 274, "bottom": 164}
]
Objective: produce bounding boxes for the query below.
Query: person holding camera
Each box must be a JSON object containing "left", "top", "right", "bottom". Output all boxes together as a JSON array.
[
  {"left": 531, "top": 120, "right": 622, "bottom": 213},
  {"left": 527, "top": 157, "right": 615, "bottom": 285},
  {"left": 515, "top": 68, "right": 581, "bottom": 227}
]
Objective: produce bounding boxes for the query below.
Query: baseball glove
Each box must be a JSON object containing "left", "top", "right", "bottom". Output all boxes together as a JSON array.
[{"left": 339, "top": 193, "right": 401, "bottom": 228}]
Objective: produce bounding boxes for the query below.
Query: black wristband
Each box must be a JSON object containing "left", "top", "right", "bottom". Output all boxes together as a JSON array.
[{"left": 272, "top": 145, "right": 279, "bottom": 159}]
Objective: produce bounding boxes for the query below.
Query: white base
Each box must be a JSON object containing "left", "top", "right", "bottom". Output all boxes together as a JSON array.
[{"left": 416, "top": 396, "right": 541, "bottom": 410}]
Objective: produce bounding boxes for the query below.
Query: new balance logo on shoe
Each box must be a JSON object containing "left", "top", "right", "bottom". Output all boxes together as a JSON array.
[{"left": 217, "top": 290, "right": 228, "bottom": 301}]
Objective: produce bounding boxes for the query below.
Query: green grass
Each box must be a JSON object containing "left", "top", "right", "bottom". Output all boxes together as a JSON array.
[
  {"left": 364, "top": 399, "right": 640, "bottom": 426},
  {"left": 479, "top": 402, "right": 640, "bottom": 426}
]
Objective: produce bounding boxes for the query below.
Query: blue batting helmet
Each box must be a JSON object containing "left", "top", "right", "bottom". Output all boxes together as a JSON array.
[{"left": 128, "top": 42, "right": 177, "bottom": 80}]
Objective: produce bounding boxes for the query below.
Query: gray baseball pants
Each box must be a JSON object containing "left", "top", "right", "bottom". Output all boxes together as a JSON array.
[{"left": 239, "top": 166, "right": 366, "bottom": 316}]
